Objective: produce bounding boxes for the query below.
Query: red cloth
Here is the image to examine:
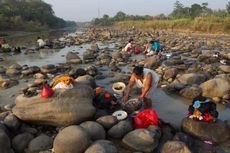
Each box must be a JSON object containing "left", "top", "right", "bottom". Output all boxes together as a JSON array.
[
  {"left": 41, "top": 84, "right": 54, "bottom": 98},
  {"left": 134, "top": 109, "right": 159, "bottom": 129},
  {"left": 133, "top": 49, "right": 141, "bottom": 54}
]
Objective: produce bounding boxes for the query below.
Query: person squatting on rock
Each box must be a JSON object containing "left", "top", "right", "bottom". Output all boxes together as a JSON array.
[
  {"left": 124, "top": 38, "right": 134, "bottom": 53},
  {"left": 123, "top": 66, "right": 159, "bottom": 109}
]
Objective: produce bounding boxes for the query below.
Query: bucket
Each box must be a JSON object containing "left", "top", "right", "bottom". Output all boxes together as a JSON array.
[{"left": 112, "top": 82, "right": 126, "bottom": 95}]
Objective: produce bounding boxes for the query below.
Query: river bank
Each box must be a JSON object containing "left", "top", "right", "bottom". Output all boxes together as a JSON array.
[{"left": 0, "top": 27, "right": 230, "bottom": 153}]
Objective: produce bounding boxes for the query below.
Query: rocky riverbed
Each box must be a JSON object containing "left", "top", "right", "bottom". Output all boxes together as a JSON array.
[{"left": 0, "top": 28, "right": 230, "bottom": 153}]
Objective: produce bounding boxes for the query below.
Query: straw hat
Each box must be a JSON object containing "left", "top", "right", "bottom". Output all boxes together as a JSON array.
[{"left": 112, "top": 82, "right": 126, "bottom": 95}]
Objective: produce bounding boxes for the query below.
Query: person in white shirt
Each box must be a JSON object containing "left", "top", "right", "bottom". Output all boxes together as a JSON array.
[
  {"left": 123, "top": 66, "right": 159, "bottom": 108},
  {"left": 37, "top": 37, "right": 46, "bottom": 48}
]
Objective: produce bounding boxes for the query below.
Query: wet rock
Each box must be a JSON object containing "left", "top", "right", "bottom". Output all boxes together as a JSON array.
[
  {"left": 200, "top": 78, "right": 230, "bottom": 98},
  {"left": 66, "top": 51, "right": 82, "bottom": 64},
  {"left": 179, "top": 86, "right": 202, "bottom": 99},
  {"left": 13, "top": 85, "right": 96, "bottom": 126},
  {"left": 96, "top": 115, "right": 118, "bottom": 129},
  {"left": 4, "top": 113, "right": 21, "bottom": 131},
  {"left": 161, "top": 141, "right": 192, "bottom": 153},
  {"left": 34, "top": 78, "right": 46, "bottom": 86},
  {"left": 3, "top": 103, "right": 15, "bottom": 111},
  {"left": 34, "top": 73, "right": 45, "bottom": 79},
  {"left": 177, "top": 73, "right": 207, "bottom": 85},
  {"left": 0, "top": 111, "right": 9, "bottom": 121},
  {"left": 219, "top": 65, "right": 230, "bottom": 73},
  {"left": 144, "top": 56, "right": 161, "bottom": 69},
  {"left": 12, "top": 132, "right": 34, "bottom": 153},
  {"left": 122, "top": 129, "right": 159, "bottom": 153},
  {"left": 0, "top": 127, "right": 14, "bottom": 153},
  {"left": 6, "top": 68, "right": 21, "bottom": 76},
  {"left": 28, "top": 134, "right": 52, "bottom": 153},
  {"left": 83, "top": 50, "right": 96, "bottom": 62},
  {"left": 80, "top": 121, "right": 106, "bottom": 141},
  {"left": 163, "top": 68, "right": 178, "bottom": 80},
  {"left": 75, "top": 75, "right": 96, "bottom": 89},
  {"left": 53, "top": 125, "right": 91, "bottom": 153},
  {"left": 112, "top": 52, "right": 122, "bottom": 60},
  {"left": 0, "top": 66, "right": 6, "bottom": 74},
  {"left": 85, "top": 65, "right": 98, "bottom": 76},
  {"left": 173, "top": 132, "right": 193, "bottom": 148},
  {"left": 108, "top": 120, "right": 133, "bottom": 139},
  {"left": 21, "top": 69, "right": 33, "bottom": 76},
  {"left": 29, "top": 66, "right": 40, "bottom": 73},
  {"left": 0, "top": 76, "right": 19, "bottom": 88},
  {"left": 9, "top": 64, "right": 22, "bottom": 70},
  {"left": 40, "top": 64, "right": 57, "bottom": 74},
  {"left": 85, "top": 140, "right": 118, "bottom": 153},
  {"left": 182, "top": 118, "right": 229, "bottom": 143},
  {"left": 91, "top": 43, "right": 99, "bottom": 52}
]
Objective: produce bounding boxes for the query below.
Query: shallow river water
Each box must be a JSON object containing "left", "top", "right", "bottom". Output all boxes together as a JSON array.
[{"left": 0, "top": 31, "right": 229, "bottom": 128}]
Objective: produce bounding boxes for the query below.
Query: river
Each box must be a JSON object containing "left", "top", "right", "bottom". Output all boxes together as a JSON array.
[{"left": 0, "top": 29, "right": 229, "bottom": 128}]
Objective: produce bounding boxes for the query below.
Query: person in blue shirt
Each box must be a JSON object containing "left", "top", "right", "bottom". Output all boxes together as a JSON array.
[{"left": 146, "top": 40, "right": 162, "bottom": 56}]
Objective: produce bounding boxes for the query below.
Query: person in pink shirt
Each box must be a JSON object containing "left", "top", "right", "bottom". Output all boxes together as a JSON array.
[{"left": 124, "top": 38, "right": 133, "bottom": 52}]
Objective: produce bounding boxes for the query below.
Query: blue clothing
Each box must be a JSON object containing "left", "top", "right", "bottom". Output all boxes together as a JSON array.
[{"left": 150, "top": 42, "right": 161, "bottom": 51}]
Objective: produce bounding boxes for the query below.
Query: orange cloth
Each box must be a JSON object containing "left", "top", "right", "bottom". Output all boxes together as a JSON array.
[{"left": 51, "top": 76, "right": 75, "bottom": 88}]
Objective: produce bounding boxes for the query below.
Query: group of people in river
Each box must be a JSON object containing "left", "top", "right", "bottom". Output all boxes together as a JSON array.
[{"left": 123, "top": 37, "right": 164, "bottom": 56}]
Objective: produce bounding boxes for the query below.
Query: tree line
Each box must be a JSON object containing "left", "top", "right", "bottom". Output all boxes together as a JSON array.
[
  {"left": 92, "top": 1, "right": 230, "bottom": 26},
  {"left": 0, "top": 0, "right": 76, "bottom": 31}
]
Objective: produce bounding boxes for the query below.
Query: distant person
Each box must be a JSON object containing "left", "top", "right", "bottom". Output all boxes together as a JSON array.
[
  {"left": 124, "top": 38, "right": 134, "bottom": 53},
  {"left": 37, "top": 37, "right": 46, "bottom": 49},
  {"left": 144, "top": 40, "right": 154, "bottom": 54},
  {"left": 146, "top": 40, "right": 162, "bottom": 56},
  {"left": 123, "top": 66, "right": 159, "bottom": 109}
]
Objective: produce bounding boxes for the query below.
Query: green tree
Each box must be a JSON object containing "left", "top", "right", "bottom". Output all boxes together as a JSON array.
[{"left": 227, "top": 1, "right": 230, "bottom": 13}]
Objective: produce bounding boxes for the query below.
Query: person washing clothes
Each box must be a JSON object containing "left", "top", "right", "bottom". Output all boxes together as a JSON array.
[
  {"left": 37, "top": 37, "right": 46, "bottom": 49},
  {"left": 123, "top": 66, "right": 159, "bottom": 109},
  {"left": 124, "top": 38, "right": 134, "bottom": 53},
  {"left": 146, "top": 40, "right": 162, "bottom": 56}
]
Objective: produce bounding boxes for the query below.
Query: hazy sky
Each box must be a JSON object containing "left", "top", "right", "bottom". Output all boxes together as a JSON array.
[{"left": 44, "top": 0, "right": 229, "bottom": 22}]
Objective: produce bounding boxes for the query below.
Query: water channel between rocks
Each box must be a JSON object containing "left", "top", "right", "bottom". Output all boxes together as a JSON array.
[{"left": 0, "top": 32, "right": 229, "bottom": 128}]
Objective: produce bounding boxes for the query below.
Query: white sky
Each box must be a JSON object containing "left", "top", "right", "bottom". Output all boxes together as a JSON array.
[{"left": 44, "top": 0, "right": 229, "bottom": 22}]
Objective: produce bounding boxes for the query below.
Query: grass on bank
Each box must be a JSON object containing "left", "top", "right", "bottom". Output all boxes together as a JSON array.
[{"left": 114, "top": 16, "right": 230, "bottom": 34}]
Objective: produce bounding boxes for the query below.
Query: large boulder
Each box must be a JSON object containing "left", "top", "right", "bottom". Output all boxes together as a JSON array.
[
  {"left": 219, "top": 65, "right": 230, "bottom": 73},
  {"left": 40, "top": 64, "right": 57, "bottom": 74},
  {"left": 75, "top": 75, "right": 96, "bottom": 89},
  {"left": 144, "top": 56, "right": 161, "bottom": 69},
  {"left": 66, "top": 51, "right": 82, "bottom": 64},
  {"left": 85, "top": 140, "right": 118, "bottom": 153},
  {"left": 163, "top": 68, "right": 178, "bottom": 80},
  {"left": 176, "top": 73, "right": 207, "bottom": 85},
  {"left": 96, "top": 115, "right": 118, "bottom": 129},
  {"left": 12, "top": 132, "right": 34, "bottom": 153},
  {"left": 200, "top": 78, "right": 230, "bottom": 98},
  {"left": 108, "top": 120, "right": 133, "bottom": 139},
  {"left": 112, "top": 52, "right": 122, "bottom": 60},
  {"left": 4, "top": 113, "right": 21, "bottom": 131},
  {"left": 182, "top": 118, "right": 229, "bottom": 143},
  {"left": 161, "top": 141, "right": 192, "bottom": 153},
  {"left": 80, "top": 121, "right": 106, "bottom": 141},
  {"left": 12, "top": 85, "right": 96, "bottom": 126},
  {"left": 28, "top": 134, "right": 52, "bottom": 153},
  {"left": 0, "top": 76, "right": 18, "bottom": 88},
  {"left": 53, "top": 126, "right": 91, "bottom": 153},
  {"left": 179, "top": 86, "right": 202, "bottom": 99},
  {"left": 0, "top": 126, "right": 14, "bottom": 153},
  {"left": 122, "top": 129, "right": 159, "bottom": 153}
]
